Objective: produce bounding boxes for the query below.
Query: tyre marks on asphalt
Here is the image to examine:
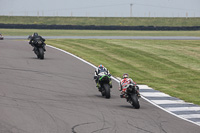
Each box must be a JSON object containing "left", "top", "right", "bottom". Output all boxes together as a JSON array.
[{"left": 139, "top": 85, "right": 200, "bottom": 126}]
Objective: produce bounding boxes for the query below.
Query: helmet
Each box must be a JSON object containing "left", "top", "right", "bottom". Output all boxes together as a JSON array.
[
  {"left": 98, "top": 64, "right": 104, "bottom": 68},
  {"left": 33, "top": 33, "right": 38, "bottom": 36},
  {"left": 123, "top": 73, "right": 129, "bottom": 79}
]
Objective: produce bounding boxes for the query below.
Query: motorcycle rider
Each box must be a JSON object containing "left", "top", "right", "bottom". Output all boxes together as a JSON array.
[
  {"left": 94, "top": 64, "right": 112, "bottom": 89},
  {"left": 29, "top": 33, "right": 46, "bottom": 51},
  {"left": 119, "top": 73, "right": 140, "bottom": 98}
]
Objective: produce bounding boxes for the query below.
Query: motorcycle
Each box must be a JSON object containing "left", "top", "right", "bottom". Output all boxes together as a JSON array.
[
  {"left": 94, "top": 71, "right": 112, "bottom": 99},
  {"left": 121, "top": 83, "right": 140, "bottom": 109},
  {"left": 31, "top": 38, "right": 45, "bottom": 59}
]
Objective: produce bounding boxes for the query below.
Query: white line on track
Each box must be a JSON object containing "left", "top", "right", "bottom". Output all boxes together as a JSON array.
[
  {"left": 166, "top": 107, "right": 200, "bottom": 112},
  {"left": 151, "top": 100, "right": 186, "bottom": 104},
  {"left": 136, "top": 85, "right": 152, "bottom": 89},
  {"left": 47, "top": 45, "right": 200, "bottom": 127},
  {"left": 140, "top": 92, "right": 171, "bottom": 97},
  {"left": 180, "top": 114, "right": 200, "bottom": 119}
]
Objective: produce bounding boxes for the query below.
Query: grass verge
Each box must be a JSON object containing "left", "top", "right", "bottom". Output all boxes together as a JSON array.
[
  {"left": 1, "top": 16, "right": 200, "bottom": 26},
  {"left": 1, "top": 28, "right": 200, "bottom": 37},
  {"left": 46, "top": 39, "right": 200, "bottom": 105}
]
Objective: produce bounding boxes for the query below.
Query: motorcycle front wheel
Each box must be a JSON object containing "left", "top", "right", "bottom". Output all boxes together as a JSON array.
[
  {"left": 39, "top": 48, "right": 44, "bottom": 59},
  {"left": 131, "top": 94, "right": 140, "bottom": 109}
]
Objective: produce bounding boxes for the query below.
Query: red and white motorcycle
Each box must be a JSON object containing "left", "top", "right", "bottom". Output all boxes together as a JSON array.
[{"left": 119, "top": 79, "right": 140, "bottom": 109}]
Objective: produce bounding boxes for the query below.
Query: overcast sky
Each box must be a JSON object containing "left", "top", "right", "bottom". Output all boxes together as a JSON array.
[{"left": 0, "top": 0, "right": 199, "bottom": 17}]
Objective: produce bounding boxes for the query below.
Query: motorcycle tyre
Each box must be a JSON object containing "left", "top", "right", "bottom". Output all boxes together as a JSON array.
[
  {"left": 131, "top": 94, "right": 140, "bottom": 109},
  {"left": 39, "top": 48, "right": 44, "bottom": 59},
  {"left": 101, "top": 88, "right": 105, "bottom": 97},
  {"left": 103, "top": 84, "right": 110, "bottom": 99},
  {"left": 34, "top": 49, "right": 39, "bottom": 59}
]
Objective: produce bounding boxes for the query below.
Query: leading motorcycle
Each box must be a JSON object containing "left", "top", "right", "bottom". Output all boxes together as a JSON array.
[{"left": 30, "top": 37, "right": 46, "bottom": 59}]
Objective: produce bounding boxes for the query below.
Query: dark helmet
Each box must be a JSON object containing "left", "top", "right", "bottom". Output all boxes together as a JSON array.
[
  {"left": 33, "top": 33, "right": 38, "bottom": 36},
  {"left": 122, "top": 73, "right": 129, "bottom": 79}
]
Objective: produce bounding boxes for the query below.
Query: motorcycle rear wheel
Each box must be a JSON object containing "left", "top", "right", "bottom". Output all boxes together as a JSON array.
[
  {"left": 103, "top": 84, "right": 110, "bottom": 99},
  {"left": 101, "top": 89, "right": 105, "bottom": 97},
  {"left": 131, "top": 94, "right": 140, "bottom": 109}
]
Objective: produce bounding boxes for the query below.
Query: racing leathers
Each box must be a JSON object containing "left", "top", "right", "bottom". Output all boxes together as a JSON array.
[
  {"left": 119, "top": 78, "right": 140, "bottom": 98},
  {"left": 94, "top": 66, "right": 112, "bottom": 89},
  {"left": 29, "top": 34, "right": 46, "bottom": 51}
]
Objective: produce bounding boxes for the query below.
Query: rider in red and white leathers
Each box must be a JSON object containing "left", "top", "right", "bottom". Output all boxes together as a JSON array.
[{"left": 119, "top": 73, "right": 140, "bottom": 98}]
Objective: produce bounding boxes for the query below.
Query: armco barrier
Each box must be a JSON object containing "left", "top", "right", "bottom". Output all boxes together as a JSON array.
[{"left": 0, "top": 23, "right": 200, "bottom": 30}]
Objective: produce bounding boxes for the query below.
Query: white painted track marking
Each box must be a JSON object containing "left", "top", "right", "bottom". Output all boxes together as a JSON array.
[
  {"left": 179, "top": 114, "right": 200, "bottom": 119},
  {"left": 151, "top": 100, "right": 186, "bottom": 104},
  {"left": 166, "top": 107, "right": 200, "bottom": 112},
  {"left": 140, "top": 92, "right": 171, "bottom": 97}
]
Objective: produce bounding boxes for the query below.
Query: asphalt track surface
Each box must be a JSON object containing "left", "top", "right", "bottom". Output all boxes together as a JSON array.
[
  {"left": 0, "top": 40, "right": 200, "bottom": 133},
  {"left": 4, "top": 36, "right": 200, "bottom": 40}
]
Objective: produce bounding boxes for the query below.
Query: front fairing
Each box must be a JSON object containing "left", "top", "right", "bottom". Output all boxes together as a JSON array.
[{"left": 98, "top": 72, "right": 111, "bottom": 84}]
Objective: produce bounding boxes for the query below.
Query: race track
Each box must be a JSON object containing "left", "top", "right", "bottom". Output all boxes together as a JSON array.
[{"left": 0, "top": 40, "right": 200, "bottom": 133}]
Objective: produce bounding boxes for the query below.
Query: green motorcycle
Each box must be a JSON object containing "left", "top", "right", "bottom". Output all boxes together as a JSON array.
[{"left": 94, "top": 71, "right": 112, "bottom": 99}]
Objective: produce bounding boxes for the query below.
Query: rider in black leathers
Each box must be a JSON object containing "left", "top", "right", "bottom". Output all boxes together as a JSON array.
[{"left": 29, "top": 33, "right": 46, "bottom": 51}]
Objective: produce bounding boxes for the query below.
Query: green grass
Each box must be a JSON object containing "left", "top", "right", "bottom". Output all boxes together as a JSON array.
[
  {"left": 1, "top": 28, "right": 200, "bottom": 37},
  {"left": 1, "top": 16, "right": 200, "bottom": 26},
  {"left": 46, "top": 39, "right": 200, "bottom": 105}
]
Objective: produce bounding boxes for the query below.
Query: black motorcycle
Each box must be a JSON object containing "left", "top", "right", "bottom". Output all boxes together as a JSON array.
[
  {"left": 123, "top": 83, "right": 140, "bottom": 109},
  {"left": 32, "top": 38, "right": 45, "bottom": 59},
  {"left": 94, "top": 72, "right": 112, "bottom": 99}
]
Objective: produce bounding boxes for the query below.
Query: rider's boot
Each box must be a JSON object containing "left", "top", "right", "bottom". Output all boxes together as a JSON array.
[
  {"left": 120, "top": 92, "right": 126, "bottom": 98},
  {"left": 42, "top": 44, "right": 46, "bottom": 51},
  {"left": 96, "top": 83, "right": 100, "bottom": 88},
  {"left": 137, "top": 91, "right": 141, "bottom": 98},
  {"left": 109, "top": 81, "right": 112, "bottom": 88},
  {"left": 33, "top": 47, "right": 36, "bottom": 51}
]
